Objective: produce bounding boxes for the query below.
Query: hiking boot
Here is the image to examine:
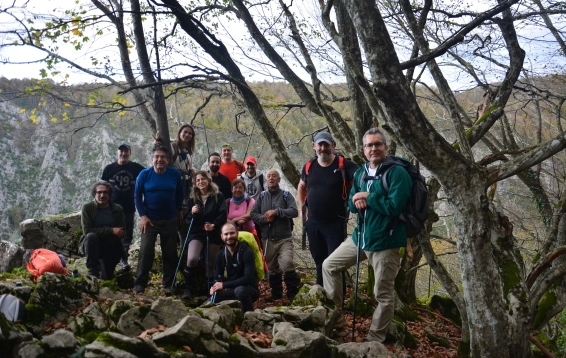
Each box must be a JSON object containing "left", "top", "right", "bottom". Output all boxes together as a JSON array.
[
  {"left": 119, "top": 259, "right": 131, "bottom": 272},
  {"left": 283, "top": 270, "right": 301, "bottom": 303},
  {"left": 334, "top": 313, "right": 349, "bottom": 329},
  {"left": 133, "top": 285, "right": 145, "bottom": 294},
  {"left": 162, "top": 287, "right": 173, "bottom": 296},
  {"left": 182, "top": 289, "right": 193, "bottom": 300},
  {"left": 266, "top": 274, "right": 283, "bottom": 302}
]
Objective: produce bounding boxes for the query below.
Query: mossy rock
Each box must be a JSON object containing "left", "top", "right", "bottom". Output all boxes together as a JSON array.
[
  {"left": 385, "top": 315, "right": 418, "bottom": 348},
  {"left": 429, "top": 295, "right": 461, "bottom": 326},
  {"left": 424, "top": 326, "right": 451, "bottom": 348},
  {"left": 344, "top": 292, "right": 375, "bottom": 317}
]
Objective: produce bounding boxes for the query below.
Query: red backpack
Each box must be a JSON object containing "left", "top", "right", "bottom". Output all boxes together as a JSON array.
[{"left": 26, "top": 249, "right": 68, "bottom": 282}]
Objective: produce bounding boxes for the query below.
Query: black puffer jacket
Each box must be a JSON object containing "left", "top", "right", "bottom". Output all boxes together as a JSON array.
[{"left": 185, "top": 193, "right": 227, "bottom": 245}]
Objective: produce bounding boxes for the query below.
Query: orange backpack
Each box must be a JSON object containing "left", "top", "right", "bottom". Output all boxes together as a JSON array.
[{"left": 26, "top": 249, "right": 68, "bottom": 282}]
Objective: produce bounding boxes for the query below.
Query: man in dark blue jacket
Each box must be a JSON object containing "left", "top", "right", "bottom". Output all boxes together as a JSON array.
[{"left": 210, "top": 223, "right": 259, "bottom": 313}]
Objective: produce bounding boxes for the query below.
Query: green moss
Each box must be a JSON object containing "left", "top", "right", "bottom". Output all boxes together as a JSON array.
[
  {"left": 532, "top": 252, "right": 541, "bottom": 265},
  {"left": 429, "top": 295, "right": 461, "bottom": 326},
  {"left": 274, "top": 339, "right": 287, "bottom": 346},
  {"left": 229, "top": 333, "right": 240, "bottom": 344},
  {"left": 193, "top": 308, "right": 204, "bottom": 317},
  {"left": 25, "top": 303, "right": 53, "bottom": 325},
  {"left": 49, "top": 221, "right": 71, "bottom": 232},
  {"left": 534, "top": 291, "right": 558, "bottom": 328},
  {"left": 344, "top": 292, "right": 375, "bottom": 317},
  {"left": 457, "top": 340, "right": 471, "bottom": 357},
  {"left": 72, "top": 228, "right": 83, "bottom": 239}
]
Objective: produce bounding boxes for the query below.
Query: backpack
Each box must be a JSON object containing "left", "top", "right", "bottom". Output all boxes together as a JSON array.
[
  {"left": 360, "top": 157, "right": 429, "bottom": 238},
  {"left": 230, "top": 231, "right": 266, "bottom": 281},
  {"left": 26, "top": 249, "right": 69, "bottom": 282},
  {"left": 0, "top": 294, "right": 25, "bottom": 323}
]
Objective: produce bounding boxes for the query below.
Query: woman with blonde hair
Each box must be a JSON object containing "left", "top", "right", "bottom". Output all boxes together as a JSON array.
[{"left": 182, "top": 170, "right": 227, "bottom": 300}]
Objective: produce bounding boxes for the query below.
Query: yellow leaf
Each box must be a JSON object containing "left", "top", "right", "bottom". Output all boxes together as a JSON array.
[
  {"left": 63, "top": 112, "right": 69, "bottom": 121},
  {"left": 51, "top": 117, "right": 57, "bottom": 123},
  {"left": 30, "top": 115, "right": 38, "bottom": 123},
  {"left": 64, "top": 102, "right": 70, "bottom": 107},
  {"left": 72, "top": 28, "right": 82, "bottom": 36},
  {"left": 20, "top": 108, "right": 26, "bottom": 113}
]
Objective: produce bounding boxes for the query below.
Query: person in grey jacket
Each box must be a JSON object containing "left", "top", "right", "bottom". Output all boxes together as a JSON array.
[{"left": 250, "top": 169, "right": 300, "bottom": 303}]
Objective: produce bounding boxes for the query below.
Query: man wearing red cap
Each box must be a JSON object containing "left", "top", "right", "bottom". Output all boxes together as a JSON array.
[
  {"left": 238, "top": 156, "right": 264, "bottom": 200},
  {"left": 218, "top": 144, "right": 244, "bottom": 182}
]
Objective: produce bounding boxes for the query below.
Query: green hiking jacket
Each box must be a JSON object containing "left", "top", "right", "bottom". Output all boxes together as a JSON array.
[{"left": 348, "top": 156, "right": 413, "bottom": 252}]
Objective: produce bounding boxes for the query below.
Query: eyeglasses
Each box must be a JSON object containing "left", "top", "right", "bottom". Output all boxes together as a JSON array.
[
  {"left": 363, "top": 142, "right": 385, "bottom": 149},
  {"left": 95, "top": 191, "right": 109, "bottom": 195}
]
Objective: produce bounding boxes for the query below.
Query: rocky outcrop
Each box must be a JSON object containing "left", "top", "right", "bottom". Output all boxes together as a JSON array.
[
  {"left": 19, "top": 212, "right": 83, "bottom": 258},
  {"left": 0, "top": 240, "right": 24, "bottom": 273},
  {"left": 0, "top": 274, "right": 406, "bottom": 358}
]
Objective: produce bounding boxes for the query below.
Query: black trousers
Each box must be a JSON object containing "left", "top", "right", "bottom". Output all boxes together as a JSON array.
[
  {"left": 306, "top": 220, "right": 345, "bottom": 286},
  {"left": 212, "top": 285, "right": 260, "bottom": 313},
  {"left": 83, "top": 232, "right": 127, "bottom": 280},
  {"left": 123, "top": 211, "right": 135, "bottom": 252}
]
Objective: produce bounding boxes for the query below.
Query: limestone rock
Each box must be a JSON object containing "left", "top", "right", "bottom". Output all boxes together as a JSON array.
[
  {"left": 201, "top": 300, "right": 242, "bottom": 331},
  {"left": 68, "top": 302, "right": 108, "bottom": 334},
  {"left": 15, "top": 341, "right": 44, "bottom": 358},
  {"left": 152, "top": 314, "right": 231, "bottom": 356},
  {"left": 86, "top": 332, "right": 169, "bottom": 358},
  {"left": 25, "top": 272, "right": 88, "bottom": 334},
  {"left": 334, "top": 341, "right": 396, "bottom": 358},
  {"left": 292, "top": 284, "right": 335, "bottom": 309},
  {"left": 0, "top": 309, "right": 33, "bottom": 355},
  {"left": 0, "top": 240, "right": 24, "bottom": 274},
  {"left": 20, "top": 212, "right": 83, "bottom": 258},
  {"left": 107, "top": 300, "right": 135, "bottom": 323},
  {"left": 241, "top": 310, "right": 283, "bottom": 332},
  {"left": 264, "top": 305, "right": 339, "bottom": 337},
  {"left": 0, "top": 282, "right": 33, "bottom": 303},
  {"left": 85, "top": 340, "right": 138, "bottom": 358},
  {"left": 118, "top": 297, "right": 193, "bottom": 337},
  {"left": 41, "top": 328, "right": 79, "bottom": 350},
  {"left": 270, "top": 322, "right": 332, "bottom": 358}
]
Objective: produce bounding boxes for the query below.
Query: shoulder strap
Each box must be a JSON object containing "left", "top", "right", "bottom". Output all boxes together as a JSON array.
[
  {"left": 382, "top": 165, "right": 395, "bottom": 193},
  {"left": 259, "top": 174, "right": 264, "bottom": 190},
  {"left": 304, "top": 157, "right": 317, "bottom": 176},
  {"left": 237, "top": 161, "right": 244, "bottom": 173},
  {"left": 283, "top": 191, "right": 290, "bottom": 205},
  {"left": 171, "top": 142, "right": 179, "bottom": 163}
]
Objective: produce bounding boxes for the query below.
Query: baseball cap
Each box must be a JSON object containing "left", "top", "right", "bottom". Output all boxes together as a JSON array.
[
  {"left": 118, "top": 143, "right": 131, "bottom": 151},
  {"left": 245, "top": 156, "right": 257, "bottom": 165},
  {"left": 313, "top": 132, "right": 334, "bottom": 144}
]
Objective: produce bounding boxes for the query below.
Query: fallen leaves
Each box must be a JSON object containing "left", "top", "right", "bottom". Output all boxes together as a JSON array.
[
  {"left": 138, "top": 325, "right": 168, "bottom": 339},
  {"left": 235, "top": 327, "right": 272, "bottom": 348}
]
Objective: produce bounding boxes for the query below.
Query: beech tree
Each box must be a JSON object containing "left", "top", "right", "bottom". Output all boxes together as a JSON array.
[{"left": 149, "top": 0, "right": 566, "bottom": 356}]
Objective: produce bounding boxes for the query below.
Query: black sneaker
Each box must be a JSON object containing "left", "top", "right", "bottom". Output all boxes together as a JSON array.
[
  {"left": 182, "top": 289, "right": 192, "bottom": 300},
  {"left": 133, "top": 285, "right": 145, "bottom": 294},
  {"left": 119, "top": 259, "right": 131, "bottom": 272}
]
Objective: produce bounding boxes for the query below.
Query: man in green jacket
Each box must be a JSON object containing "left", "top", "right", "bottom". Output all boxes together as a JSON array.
[
  {"left": 322, "top": 127, "right": 412, "bottom": 342},
  {"left": 81, "top": 181, "right": 128, "bottom": 279}
]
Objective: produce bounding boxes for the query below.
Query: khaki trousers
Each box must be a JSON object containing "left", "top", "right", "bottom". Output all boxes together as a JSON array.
[
  {"left": 261, "top": 238, "right": 295, "bottom": 275},
  {"left": 322, "top": 238, "right": 400, "bottom": 342}
]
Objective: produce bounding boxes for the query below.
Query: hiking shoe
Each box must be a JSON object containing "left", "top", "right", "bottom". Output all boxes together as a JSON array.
[
  {"left": 182, "top": 289, "right": 192, "bottom": 300},
  {"left": 334, "top": 314, "right": 348, "bottom": 329},
  {"left": 119, "top": 260, "right": 131, "bottom": 272},
  {"left": 133, "top": 285, "right": 145, "bottom": 294}
]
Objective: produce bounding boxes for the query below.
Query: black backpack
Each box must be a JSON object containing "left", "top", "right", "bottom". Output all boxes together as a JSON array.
[
  {"left": 360, "top": 156, "right": 429, "bottom": 238},
  {"left": 0, "top": 294, "right": 26, "bottom": 323}
]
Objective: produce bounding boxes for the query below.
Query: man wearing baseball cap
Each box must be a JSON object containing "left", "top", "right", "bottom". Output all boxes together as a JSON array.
[
  {"left": 101, "top": 143, "right": 145, "bottom": 270},
  {"left": 238, "top": 156, "right": 264, "bottom": 200},
  {"left": 297, "top": 131, "right": 358, "bottom": 288}
]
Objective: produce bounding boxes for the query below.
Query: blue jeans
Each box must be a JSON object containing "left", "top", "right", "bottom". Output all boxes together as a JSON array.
[{"left": 134, "top": 218, "right": 178, "bottom": 288}]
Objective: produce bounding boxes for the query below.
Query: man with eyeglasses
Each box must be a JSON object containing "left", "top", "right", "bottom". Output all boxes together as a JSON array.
[
  {"left": 322, "top": 127, "right": 412, "bottom": 343},
  {"left": 296, "top": 131, "right": 358, "bottom": 288},
  {"left": 133, "top": 145, "right": 184, "bottom": 295},
  {"left": 80, "top": 180, "right": 128, "bottom": 279}
]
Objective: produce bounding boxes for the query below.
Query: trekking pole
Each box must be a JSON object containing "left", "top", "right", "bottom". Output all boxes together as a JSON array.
[
  {"left": 171, "top": 217, "right": 195, "bottom": 290},
  {"left": 352, "top": 209, "right": 365, "bottom": 342},
  {"left": 206, "top": 225, "right": 211, "bottom": 294}
]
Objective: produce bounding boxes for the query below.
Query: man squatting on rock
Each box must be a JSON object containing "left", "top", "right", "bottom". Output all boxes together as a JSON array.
[
  {"left": 133, "top": 145, "right": 184, "bottom": 294},
  {"left": 251, "top": 169, "right": 300, "bottom": 302},
  {"left": 322, "top": 127, "right": 412, "bottom": 343},
  {"left": 81, "top": 181, "right": 129, "bottom": 279},
  {"left": 209, "top": 223, "right": 260, "bottom": 313},
  {"left": 101, "top": 143, "right": 144, "bottom": 270}
]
